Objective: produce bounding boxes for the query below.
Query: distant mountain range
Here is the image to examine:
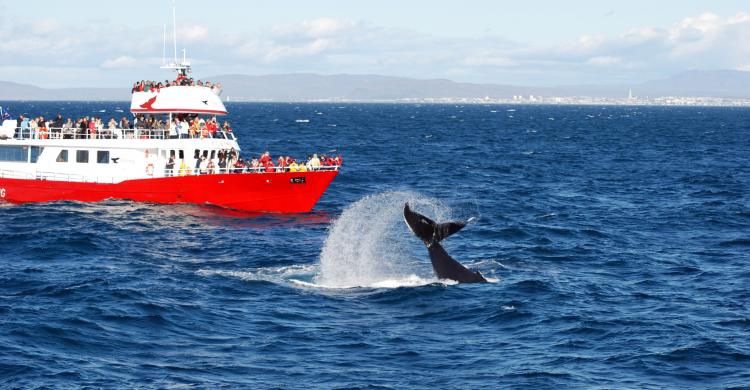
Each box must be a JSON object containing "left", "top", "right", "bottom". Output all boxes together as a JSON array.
[{"left": 2, "top": 70, "right": 750, "bottom": 101}]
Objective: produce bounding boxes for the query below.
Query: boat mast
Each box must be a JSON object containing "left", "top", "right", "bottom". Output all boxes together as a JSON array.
[
  {"left": 172, "top": 0, "right": 178, "bottom": 65},
  {"left": 169, "top": 0, "right": 177, "bottom": 123},
  {"left": 162, "top": 24, "right": 166, "bottom": 66}
]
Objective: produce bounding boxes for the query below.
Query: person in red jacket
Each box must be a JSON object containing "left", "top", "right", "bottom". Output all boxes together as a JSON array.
[
  {"left": 206, "top": 118, "right": 218, "bottom": 137},
  {"left": 259, "top": 151, "right": 271, "bottom": 165},
  {"left": 263, "top": 160, "right": 275, "bottom": 173},
  {"left": 277, "top": 156, "right": 287, "bottom": 172}
]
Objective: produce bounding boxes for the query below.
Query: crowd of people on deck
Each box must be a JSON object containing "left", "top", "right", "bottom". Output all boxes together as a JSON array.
[
  {"left": 9, "top": 111, "right": 342, "bottom": 175},
  {"left": 131, "top": 75, "right": 221, "bottom": 94},
  {"left": 165, "top": 150, "right": 342, "bottom": 176},
  {"left": 13, "top": 113, "right": 233, "bottom": 140}
]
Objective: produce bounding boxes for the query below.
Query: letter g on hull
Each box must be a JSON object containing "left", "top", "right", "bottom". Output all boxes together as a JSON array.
[{"left": 0, "top": 188, "right": 5, "bottom": 198}]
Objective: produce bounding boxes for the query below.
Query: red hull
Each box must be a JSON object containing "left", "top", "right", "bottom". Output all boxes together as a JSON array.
[{"left": 0, "top": 171, "right": 338, "bottom": 213}]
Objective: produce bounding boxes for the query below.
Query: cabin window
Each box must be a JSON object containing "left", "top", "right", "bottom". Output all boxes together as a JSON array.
[
  {"left": 30, "top": 147, "right": 44, "bottom": 163},
  {"left": 194, "top": 149, "right": 200, "bottom": 159},
  {"left": 56, "top": 150, "right": 68, "bottom": 163},
  {"left": 0, "top": 145, "right": 27, "bottom": 162},
  {"left": 210, "top": 150, "right": 216, "bottom": 159},
  {"left": 179, "top": 150, "right": 184, "bottom": 159},
  {"left": 76, "top": 150, "right": 89, "bottom": 163},
  {"left": 97, "top": 151, "right": 110, "bottom": 164}
]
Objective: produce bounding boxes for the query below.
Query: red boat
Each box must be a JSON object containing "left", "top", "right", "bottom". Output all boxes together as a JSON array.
[{"left": 0, "top": 48, "right": 339, "bottom": 213}]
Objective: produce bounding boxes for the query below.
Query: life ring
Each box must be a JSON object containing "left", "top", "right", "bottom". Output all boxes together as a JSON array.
[{"left": 146, "top": 163, "right": 154, "bottom": 176}]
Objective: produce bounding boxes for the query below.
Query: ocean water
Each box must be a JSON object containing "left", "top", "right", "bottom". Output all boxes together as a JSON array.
[{"left": 0, "top": 102, "right": 749, "bottom": 389}]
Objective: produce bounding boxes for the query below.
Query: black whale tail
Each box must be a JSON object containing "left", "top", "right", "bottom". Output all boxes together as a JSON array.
[
  {"left": 404, "top": 203, "right": 487, "bottom": 284},
  {"left": 403, "top": 203, "right": 468, "bottom": 246}
]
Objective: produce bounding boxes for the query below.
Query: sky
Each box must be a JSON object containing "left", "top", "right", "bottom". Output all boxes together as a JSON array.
[{"left": 1, "top": 0, "right": 749, "bottom": 88}]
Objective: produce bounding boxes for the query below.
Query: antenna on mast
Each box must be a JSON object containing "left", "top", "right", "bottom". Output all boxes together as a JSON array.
[
  {"left": 162, "top": 24, "right": 166, "bottom": 65},
  {"left": 160, "top": 0, "right": 190, "bottom": 75},
  {"left": 172, "top": 0, "right": 178, "bottom": 64}
]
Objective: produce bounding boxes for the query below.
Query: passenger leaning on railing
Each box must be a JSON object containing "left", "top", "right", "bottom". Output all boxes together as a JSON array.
[
  {"left": 12, "top": 112, "right": 238, "bottom": 142},
  {"left": 131, "top": 78, "right": 222, "bottom": 93},
  {"left": 88, "top": 117, "right": 98, "bottom": 139},
  {"left": 37, "top": 117, "right": 49, "bottom": 140},
  {"left": 306, "top": 154, "right": 321, "bottom": 171},
  {"left": 62, "top": 118, "right": 75, "bottom": 139},
  {"left": 52, "top": 114, "right": 63, "bottom": 138},
  {"left": 78, "top": 117, "right": 89, "bottom": 139},
  {"left": 29, "top": 117, "right": 38, "bottom": 138}
]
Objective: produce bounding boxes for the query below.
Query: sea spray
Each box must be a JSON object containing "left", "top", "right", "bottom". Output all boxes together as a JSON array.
[{"left": 315, "top": 191, "right": 453, "bottom": 288}]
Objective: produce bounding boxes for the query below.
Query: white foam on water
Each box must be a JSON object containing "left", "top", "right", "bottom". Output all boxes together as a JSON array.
[
  {"left": 197, "top": 264, "right": 317, "bottom": 284},
  {"left": 314, "top": 191, "right": 453, "bottom": 289},
  {"left": 290, "top": 274, "right": 450, "bottom": 290}
]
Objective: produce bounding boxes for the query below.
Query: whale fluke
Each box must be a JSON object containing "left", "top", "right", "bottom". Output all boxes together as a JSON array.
[{"left": 404, "top": 203, "right": 487, "bottom": 283}]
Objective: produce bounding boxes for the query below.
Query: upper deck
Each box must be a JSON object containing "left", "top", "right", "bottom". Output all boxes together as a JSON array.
[{"left": 131, "top": 85, "right": 227, "bottom": 116}]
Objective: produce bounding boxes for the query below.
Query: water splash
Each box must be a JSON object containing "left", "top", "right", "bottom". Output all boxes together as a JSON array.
[{"left": 314, "top": 191, "right": 453, "bottom": 288}]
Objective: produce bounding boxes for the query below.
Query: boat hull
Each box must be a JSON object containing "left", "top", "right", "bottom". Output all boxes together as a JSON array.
[{"left": 0, "top": 170, "right": 338, "bottom": 213}]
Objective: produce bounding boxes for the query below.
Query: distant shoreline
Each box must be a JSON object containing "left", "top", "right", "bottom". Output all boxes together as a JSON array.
[
  {"left": 4, "top": 69, "right": 750, "bottom": 106},
  {"left": 2, "top": 98, "right": 750, "bottom": 108}
]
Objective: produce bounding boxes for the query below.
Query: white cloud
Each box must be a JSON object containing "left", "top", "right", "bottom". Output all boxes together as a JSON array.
[
  {"left": 587, "top": 56, "right": 622, "bottom": 66},
  {"left": 179, "top": 25, "right": 209, "bottom": 42},
  {"left": 271, "top": 18, "right": 356, "bottom": 38},
  {"left": 101, "top": 56, "right": 138, "bottom": 69},
  {"left": 2, "top": 10, "right": 750, "bottom": 87},
  {"left": 31, "top": 18, "right": 62, "bottom": 35}
]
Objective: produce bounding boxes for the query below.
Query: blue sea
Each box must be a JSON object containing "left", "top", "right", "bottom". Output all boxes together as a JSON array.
[{"left": 1, "top": 102, "right": 749, "bottom": 389}]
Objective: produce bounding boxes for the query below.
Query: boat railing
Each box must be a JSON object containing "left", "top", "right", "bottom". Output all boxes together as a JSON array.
[
  {"left": 0, "top": 169, "right": 121, "bottom": 183},
  {"left": 8, "top": 128, "right": 237, "bottom": 141},
  {"left": 162, "top": 165, "right": 340, "bottom": 177},
  {"left": 0, "top": 165, "right": 340, "bottom": 184},
  {"left": 0, "top": 169, "right": 35, "bottom": 180}
]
